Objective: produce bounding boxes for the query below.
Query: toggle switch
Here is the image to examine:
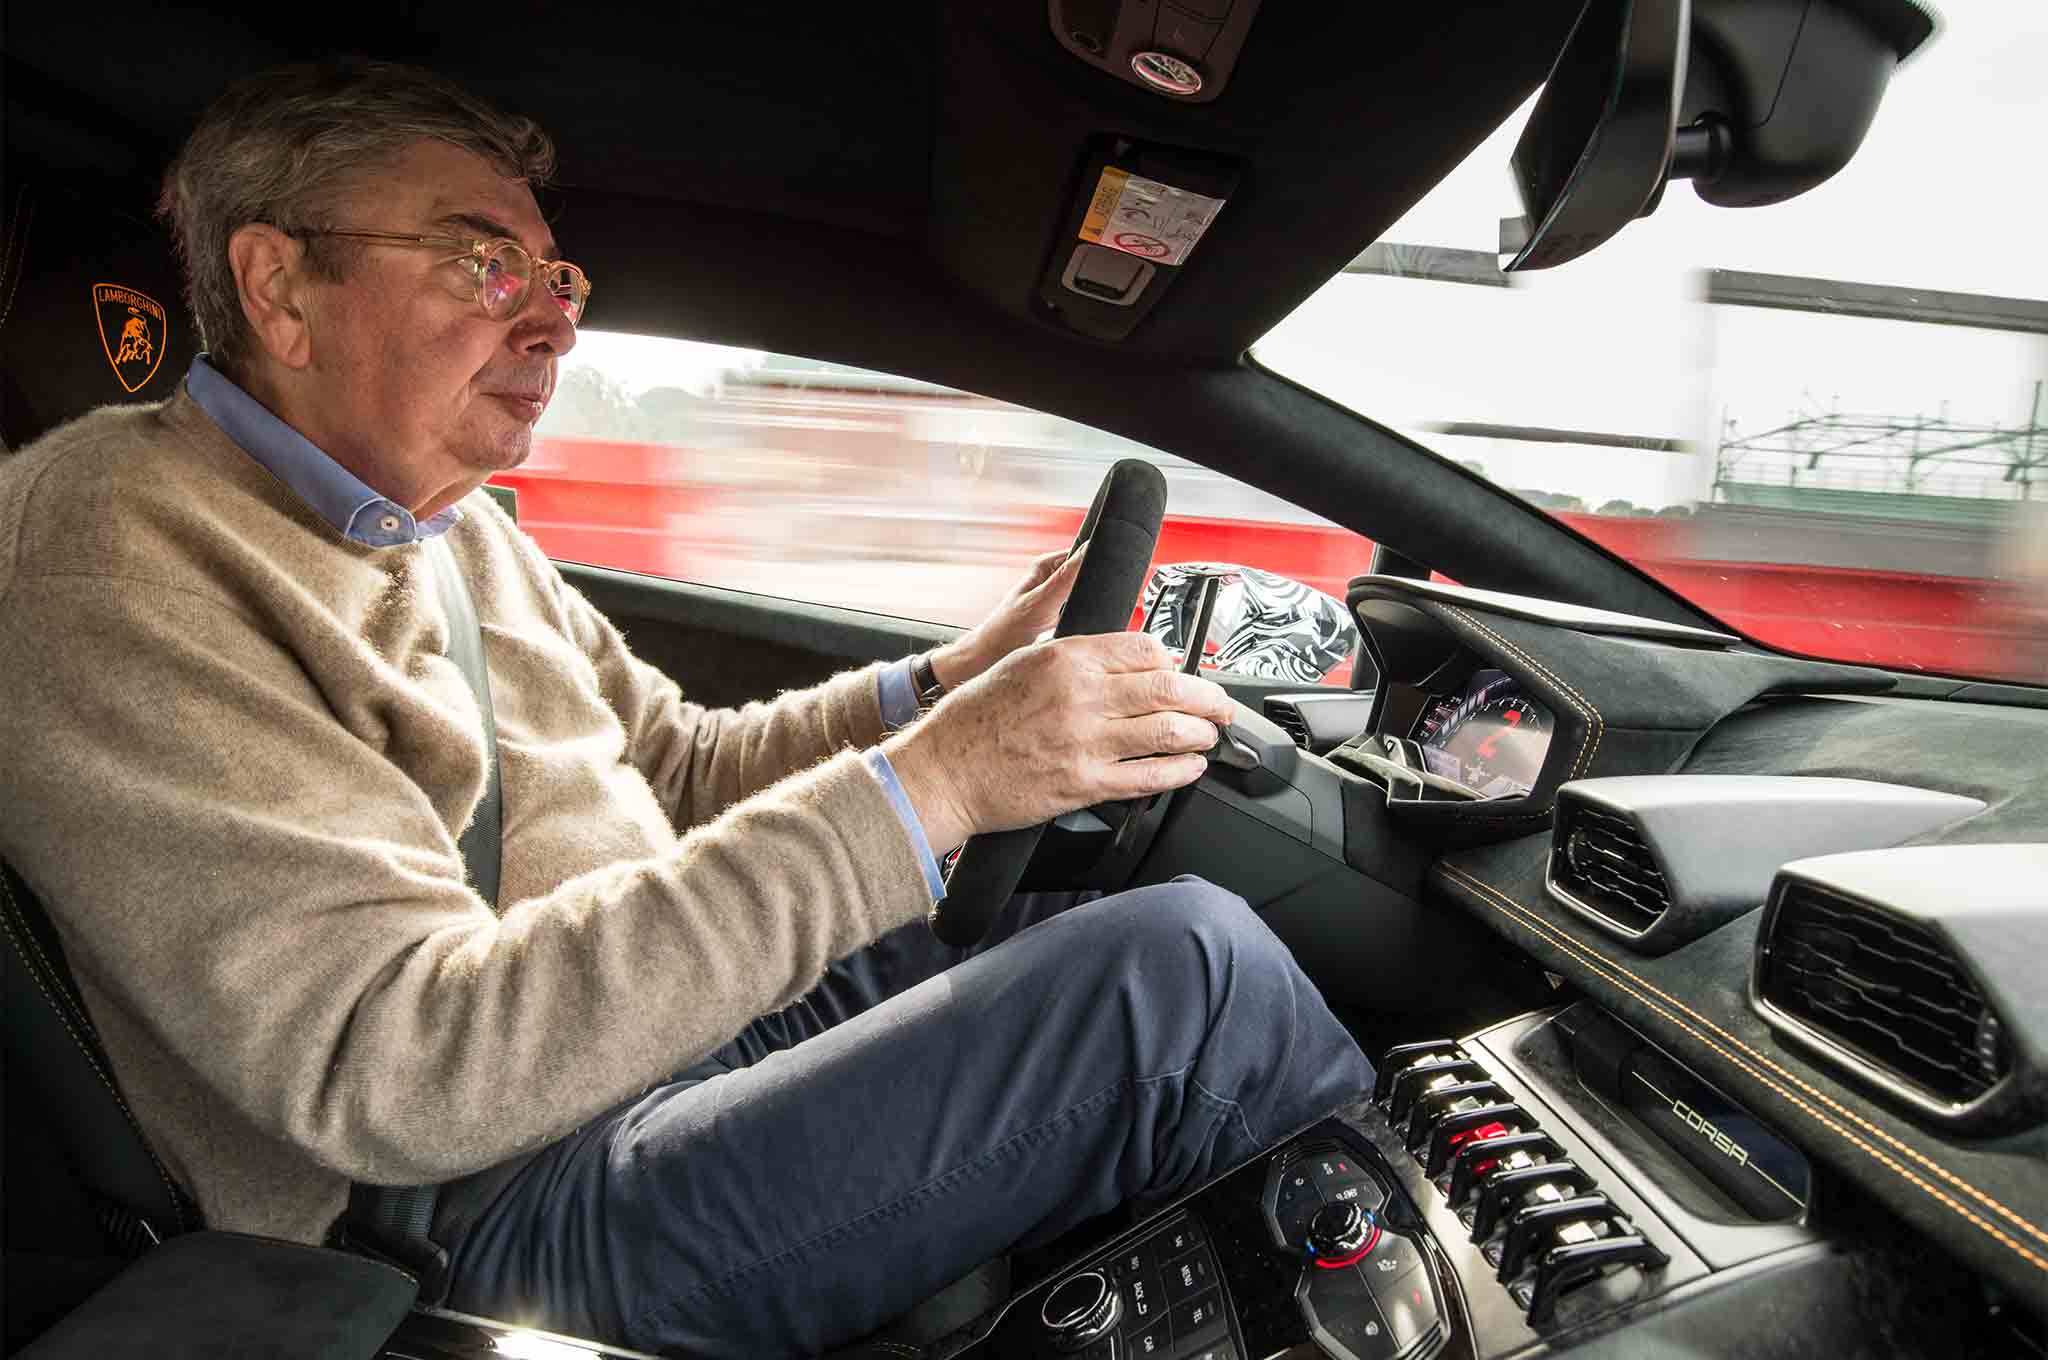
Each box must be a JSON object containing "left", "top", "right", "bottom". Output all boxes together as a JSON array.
[
  {"left": 1372, "top": 1042, "right": 1461, "bottom": 1103},
  {"left": 1404, "top": 1081, "right": 1508, "bottom": 1152},
  {"left": 1423, "top": 1103, "right": 1525, "bottom": 1178},
  {"left": 1446, "top": 1131, "right": 1561, "bottom": 1209},
  {"left": 1525, "top": 1233, "right": 1669, "bottom": 1326},
  {"left": 1497, "top": 1195, "right": 1616, "bottom": 1281},
  {"left": 1471, "top": 1163, "right": 1594, "bottom": 1244},
  {"left": 1386, "top": 1058, "right": 1486, "bottom": 1125}
]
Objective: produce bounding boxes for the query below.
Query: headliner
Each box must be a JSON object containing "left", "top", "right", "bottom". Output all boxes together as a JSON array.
[{"left": 3, "top": 2, "right": 1578, "bottom": 362}]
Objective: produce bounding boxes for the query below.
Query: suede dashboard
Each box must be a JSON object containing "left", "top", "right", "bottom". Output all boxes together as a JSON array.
[{"left": 1379, "top": 587, "right": 2048, "bottom": 1316}]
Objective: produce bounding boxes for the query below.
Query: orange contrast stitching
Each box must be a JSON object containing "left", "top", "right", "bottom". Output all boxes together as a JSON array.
[
  {"left": 1444, "top": 606, "right": 1605, "bottom": 778},
  {"left": 1435, "top": 861, "right": 2048, "bottom": 1273}
]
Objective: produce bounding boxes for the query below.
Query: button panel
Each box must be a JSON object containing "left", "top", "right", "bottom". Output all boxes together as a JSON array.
[
  {"left": 1046, "top": 1213, "right": 1235, "bottom": 1360},
  {"left": 1264, "top": 1141, "right": 1443, "bottom": 1360},
  {"left": 1373, "top": 1039, "right": 1670, "bottom": 1332},
  {"left": 1008, "top": 1022, "right": 1711, "bottom": 1360}
]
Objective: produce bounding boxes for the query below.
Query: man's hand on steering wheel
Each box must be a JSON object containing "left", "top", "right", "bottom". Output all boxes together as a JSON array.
[
  {"left": 882, "top": 632, "right": 1235, "bottom": 855},
  {"left": 925, "top": 545, "right": 1089, "bottom": 691}
]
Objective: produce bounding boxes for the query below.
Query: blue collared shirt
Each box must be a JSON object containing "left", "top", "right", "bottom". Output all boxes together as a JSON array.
[
  {"left": 188, "top": 357, "right": 464, "bottom": 546},
  {"left": 184, "top": 357, "right": 946, "bottom": 901}
]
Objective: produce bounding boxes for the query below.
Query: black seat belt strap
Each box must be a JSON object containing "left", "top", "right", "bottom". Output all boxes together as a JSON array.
[{"left": 344, "top": 535, "right": 502, "bottom": 1298}]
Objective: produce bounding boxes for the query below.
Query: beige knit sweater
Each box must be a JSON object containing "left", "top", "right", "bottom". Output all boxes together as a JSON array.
[{"left": 0, "top": 391, "right": 933, "bottom": 1244}]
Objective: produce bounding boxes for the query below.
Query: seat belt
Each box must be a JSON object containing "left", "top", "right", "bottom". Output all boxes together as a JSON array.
[
  {"left": 343, "top": 535, "right": 502, "bottom": 1295},
  {"left": 425, "top": 537, "right": 502, "bottom": 905}
]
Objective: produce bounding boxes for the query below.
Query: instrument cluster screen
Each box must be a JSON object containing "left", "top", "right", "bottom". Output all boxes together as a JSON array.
[{"left": 1412, "top": 669, "right": 1553, "bottom": 799}]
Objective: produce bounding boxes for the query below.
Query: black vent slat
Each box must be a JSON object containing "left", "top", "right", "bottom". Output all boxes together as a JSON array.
[
  {"left": 1554, "top": 804, "right": 1670, "bottom": 932},
  {"left": 1761, "top": 885, "right": 2007, "bottom": 1106},
  {"left": 1263, "top": 702, "right": 1310, "bottom": 750}
]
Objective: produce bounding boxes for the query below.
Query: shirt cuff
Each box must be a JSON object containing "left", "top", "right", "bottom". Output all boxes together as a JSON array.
[
  {"left": 861, "top": 748, "right": 948, "bottom": 903},
  {"left": 876, "top": 656, "right": 923, "bottom": 732}
]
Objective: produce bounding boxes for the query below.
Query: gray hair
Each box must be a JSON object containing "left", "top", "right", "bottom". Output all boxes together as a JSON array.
[{"left": 157, "top": 60, "right": 555, "bottom": 375}]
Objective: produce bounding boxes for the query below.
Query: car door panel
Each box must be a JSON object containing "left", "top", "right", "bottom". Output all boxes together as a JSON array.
[{"left": 564, "top": 563, "right": 953, "bottom": 711}]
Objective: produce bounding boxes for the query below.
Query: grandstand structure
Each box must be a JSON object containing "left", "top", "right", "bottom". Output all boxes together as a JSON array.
[
  {"left": 1711, "top": 380, "right": 2045, "bottom": 525},
  {"left": 1700, "top": 270, "right": 2047, "bottom": 526}
]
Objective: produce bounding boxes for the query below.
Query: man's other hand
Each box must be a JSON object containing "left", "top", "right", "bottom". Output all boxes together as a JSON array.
[
  {"left": 927, "top": 545, "right": 1088, "bottom": 690},
  {"left": 882, "top": 632, "right": 1236, "bottom": 854}
]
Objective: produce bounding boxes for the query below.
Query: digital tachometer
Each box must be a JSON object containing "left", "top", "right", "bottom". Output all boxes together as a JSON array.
[{"left": 1413, "top": 669, "right": 1554, "bottom": 799}]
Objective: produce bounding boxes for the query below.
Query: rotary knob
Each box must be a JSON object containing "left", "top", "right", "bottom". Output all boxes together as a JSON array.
[
  {"left": 1307, "top": 1201, "right": 1379, "bottom": 1267},
  {"left": 1039, "top": 1269, "right": 1120, "bottom": 1352}
]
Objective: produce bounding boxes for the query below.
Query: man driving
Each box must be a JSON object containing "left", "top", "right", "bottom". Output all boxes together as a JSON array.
[{"left": 0, "top": 60, "right": 1369, "bottom": 1356}]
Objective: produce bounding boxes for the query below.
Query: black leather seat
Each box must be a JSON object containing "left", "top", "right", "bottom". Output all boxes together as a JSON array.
[
  {"left": 0, "top": 171, "right": 210, "bottom": 1349},
  {"left": 0, "top": 178, "right": 195, "bottom": 454}
]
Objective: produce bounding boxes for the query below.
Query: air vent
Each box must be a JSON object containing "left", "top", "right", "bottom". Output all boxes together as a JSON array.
[
  {"left": 1758, "top": 883, "right": 2007, "bottom": 1108},
  {"left": 1550, "top": 802, "right": 1670, "bottom": 934},
  {"left": 1542, "top": 777, "right": 1985, "bottom": 956},
  {"left": 1262, "top": 699, "right": 1310, "bottom": 750}
]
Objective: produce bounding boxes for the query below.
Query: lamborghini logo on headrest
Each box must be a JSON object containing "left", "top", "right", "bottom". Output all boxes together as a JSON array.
[{"left": 93, "top": 283, "right": 169, "bottom": 394}]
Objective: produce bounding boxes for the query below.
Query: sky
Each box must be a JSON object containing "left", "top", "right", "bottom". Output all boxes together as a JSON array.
[
  {"left": 1253, "top": 0, "right": 2048, "bottom": 510},
  {"left": 1354, "top": 0, "right": 2048, "bottom": 296}
]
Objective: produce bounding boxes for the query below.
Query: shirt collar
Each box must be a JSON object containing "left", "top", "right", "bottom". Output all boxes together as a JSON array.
[{"left": 185, "top": 355, "right": 463, "bottom": 547}]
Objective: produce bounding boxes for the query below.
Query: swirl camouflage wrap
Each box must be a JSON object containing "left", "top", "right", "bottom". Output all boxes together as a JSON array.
[{"left": 1140, "top": 562, "right": 1360, "bottom": 683}]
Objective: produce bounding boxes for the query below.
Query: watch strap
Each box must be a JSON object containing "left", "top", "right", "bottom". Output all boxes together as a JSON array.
[{"left": 912, "top": 652, "right": 947, "bottom": 710}]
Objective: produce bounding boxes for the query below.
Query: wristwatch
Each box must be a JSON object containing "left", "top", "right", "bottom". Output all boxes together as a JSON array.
[{"left": 911, "top": 652, "right": 948, "bottom": 713}]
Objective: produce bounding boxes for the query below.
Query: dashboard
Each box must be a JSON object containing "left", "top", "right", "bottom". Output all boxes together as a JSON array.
[{"left": 943, "top": 575, "right": 2048, "bottom": 1360}]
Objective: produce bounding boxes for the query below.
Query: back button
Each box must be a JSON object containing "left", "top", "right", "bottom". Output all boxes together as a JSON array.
[{"left": 1120, "top": 1271, "right": 1167, "bottom": 1330}]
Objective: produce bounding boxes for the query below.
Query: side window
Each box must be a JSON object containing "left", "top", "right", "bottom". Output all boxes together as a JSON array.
[{"left": 499, "top": 334, "right": 1372, "bottom": 686}]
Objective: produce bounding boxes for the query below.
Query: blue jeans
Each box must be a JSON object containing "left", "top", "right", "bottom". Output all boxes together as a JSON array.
[{"left": 438, "top": 877, "right": 1370, "bottom": 1357}]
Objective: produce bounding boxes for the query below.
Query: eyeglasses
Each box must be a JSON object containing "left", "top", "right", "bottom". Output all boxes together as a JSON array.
[{"left": 291, "top": 228, "right": 591, "bottom": 325}]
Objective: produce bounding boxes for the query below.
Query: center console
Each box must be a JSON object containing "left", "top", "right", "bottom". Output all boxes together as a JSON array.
[{"left": 954, "top": 1002, "right": 1875, "bottom": 1360}]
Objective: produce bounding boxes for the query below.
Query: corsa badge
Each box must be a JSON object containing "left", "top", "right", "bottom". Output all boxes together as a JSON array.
[{"left": 93, "top": 282, "right": 168, "bottom": 393}]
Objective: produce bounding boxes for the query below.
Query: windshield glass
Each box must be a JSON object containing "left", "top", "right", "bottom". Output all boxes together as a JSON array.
[{"left": 1255, "top": 3, "right": 2048, "bottom": 687}]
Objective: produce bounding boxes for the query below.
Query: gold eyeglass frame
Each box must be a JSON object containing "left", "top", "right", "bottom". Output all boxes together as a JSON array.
[{"left": 292, "top": 228, "right": 592, "bottom": 324}]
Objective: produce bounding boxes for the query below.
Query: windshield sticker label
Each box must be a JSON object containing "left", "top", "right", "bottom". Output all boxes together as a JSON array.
[{"left": 1078, "top": 167, "right": 1225, "bottom": 268}]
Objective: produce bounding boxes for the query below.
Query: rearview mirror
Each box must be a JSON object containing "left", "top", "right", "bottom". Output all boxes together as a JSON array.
[
  {"left": 1504, "top": 0, "right": 1935, "bottom": 271},
  {"left": 1139, "top": 562, "right": 1359, "bottom": 684},
  {"left": 1503, "top": 0, "right": 1689, "bottom": 272}
]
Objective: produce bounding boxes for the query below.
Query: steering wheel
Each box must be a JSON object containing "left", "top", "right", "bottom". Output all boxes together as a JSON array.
[{"left": 929, "top": 458, "right": 1168, "bottom": 947}]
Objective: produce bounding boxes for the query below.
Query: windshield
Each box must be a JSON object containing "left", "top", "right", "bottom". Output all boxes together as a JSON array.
[{"left": 1255, "top": 3, "right": 2048, "bottom": 688}]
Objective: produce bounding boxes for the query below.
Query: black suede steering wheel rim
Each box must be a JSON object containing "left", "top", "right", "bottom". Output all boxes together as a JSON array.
[{"left": 928, "top": 459, "right": 1168, "bottom": 947}]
